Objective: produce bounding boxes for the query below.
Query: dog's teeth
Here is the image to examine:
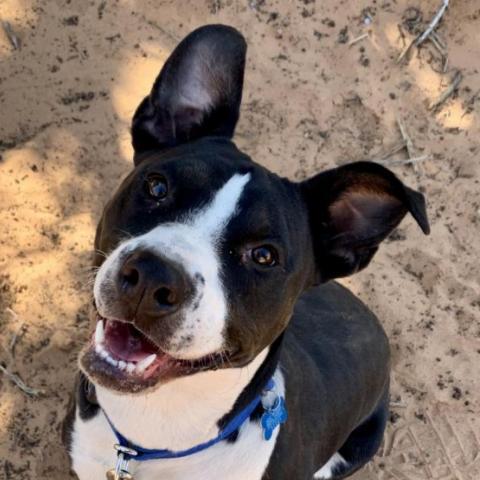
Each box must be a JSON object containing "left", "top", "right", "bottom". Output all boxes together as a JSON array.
[
  {"left": 126, "top": 362, "right": 136, "bottom": 374},
  {"left": 105, "top": 354, "right": 118, "bottom": 367},
  {"left": 95, "top": 343, "right": 106, "bottom": 357},
  {"left": 136, "top": 354, "right": 157, "bottom": 372},
  {"left": 95, "top": 321, "right": 105, "bottom": 344},
  {"left": 96, "top": 344, "right": 109, "bottom": 359},
  {"left": 118, "top": 360, "right": 127, "bottom": 371}
]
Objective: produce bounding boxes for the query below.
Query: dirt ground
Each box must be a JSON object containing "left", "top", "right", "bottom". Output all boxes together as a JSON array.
[{"left": 0, "top": 0, "right": 479, "bottom": 479}]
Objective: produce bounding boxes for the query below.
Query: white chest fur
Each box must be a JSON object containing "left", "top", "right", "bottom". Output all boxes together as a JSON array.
[
  {"left": 69, "top": 353, "right": 285, "bottom": 480},
  {"left": 70, "top": 409, "right": 279, "bottom": 480}
]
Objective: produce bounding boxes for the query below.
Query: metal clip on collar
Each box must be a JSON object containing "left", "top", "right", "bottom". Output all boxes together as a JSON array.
[{"left": 106, "top": 444, "right": 138, "bottom": 480}]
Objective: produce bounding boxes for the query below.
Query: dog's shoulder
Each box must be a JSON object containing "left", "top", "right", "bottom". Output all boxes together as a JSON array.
[{"left": 290, "top": 281, "right": 388, "bottom": 348}]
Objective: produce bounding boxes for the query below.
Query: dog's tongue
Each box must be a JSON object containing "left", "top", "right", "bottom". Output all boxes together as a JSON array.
[{"left": 104, "top": 320, "right": 158, "bottom": 362}]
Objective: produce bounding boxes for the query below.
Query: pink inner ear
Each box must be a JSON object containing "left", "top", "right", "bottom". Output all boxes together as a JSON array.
[{"left": 329, "top": 190, "right": 403, "bottom": 236}]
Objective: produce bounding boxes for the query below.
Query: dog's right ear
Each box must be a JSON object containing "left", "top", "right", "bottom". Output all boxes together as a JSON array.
[
  {"left": 131, "top": 25, "right": 247, "bottom": 161},
  {"left": 300, "top": 162, "right": 430, "bottom": 284}
]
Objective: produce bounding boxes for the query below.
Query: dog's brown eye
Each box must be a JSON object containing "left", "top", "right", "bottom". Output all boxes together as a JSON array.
[
  {"left": 146, "top": 175, "right": 168, "bottom": 200},
  {"left": 251, "top": 246, "right": 277, "bottom": 266}
]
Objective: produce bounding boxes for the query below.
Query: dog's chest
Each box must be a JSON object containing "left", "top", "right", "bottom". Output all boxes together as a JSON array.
[{"left": 70, "top": 411, "right": 278, "bottom": 480}]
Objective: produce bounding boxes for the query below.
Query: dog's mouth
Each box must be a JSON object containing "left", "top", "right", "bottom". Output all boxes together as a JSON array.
[
  {"left": 80, "top": 313, "right": 228, "bottom": 392},
  {"left": 94, "top": 318, "right": 167, "bottom": 378}
]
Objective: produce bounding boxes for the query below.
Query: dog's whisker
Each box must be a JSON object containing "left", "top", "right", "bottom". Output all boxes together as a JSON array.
[{"left": 95, "top": 249, "right": 108, "bottom": 259}]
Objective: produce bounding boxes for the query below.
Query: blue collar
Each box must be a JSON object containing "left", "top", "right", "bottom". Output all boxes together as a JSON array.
[{"left": 104, "top": 378, "right": 287, "bottom": 477}]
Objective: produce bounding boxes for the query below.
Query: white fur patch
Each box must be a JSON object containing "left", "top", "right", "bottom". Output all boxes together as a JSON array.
[
  {"left": 70, "top": 359, "right": 285, "bottom": 480},
  {"left": 93, "top": 173, "right": 251, "bottom": 359},
  {"left": 314, "top": 452, "right": 347, "bottom": 479}
]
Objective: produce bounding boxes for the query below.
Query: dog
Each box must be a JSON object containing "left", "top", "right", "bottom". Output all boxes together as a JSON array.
[{"left": 63, "top": 24, "right": 430, "bottom": 480}]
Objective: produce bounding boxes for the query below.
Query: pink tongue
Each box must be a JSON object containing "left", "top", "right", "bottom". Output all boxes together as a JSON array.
[{"left": 104, "top": 320, "right": 158, "bottom": 362}]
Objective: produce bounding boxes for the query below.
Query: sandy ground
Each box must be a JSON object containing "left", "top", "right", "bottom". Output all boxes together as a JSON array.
[{"left": 0, "top": 0, "right": 479, "bottom": 479}]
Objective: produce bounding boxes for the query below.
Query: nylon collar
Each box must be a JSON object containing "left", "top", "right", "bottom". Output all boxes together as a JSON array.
[{"left": 103, "top": 377, "right": 287, "bottom": 477}]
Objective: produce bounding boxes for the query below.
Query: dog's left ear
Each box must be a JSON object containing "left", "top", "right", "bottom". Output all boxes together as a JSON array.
[
  {"left": 300, "top": 161, "right": 430, "bottom": 283},
  {"left": 131, "top": 24, "right": 246, "bottom": 159}
]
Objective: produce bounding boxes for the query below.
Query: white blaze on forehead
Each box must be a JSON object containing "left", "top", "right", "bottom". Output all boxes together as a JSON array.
[
  {"left": 192, "top": 173, "right": 251, "bottom": 237},
  {"left": 163, "top": 172, "right": 251, "bottom": 357}
]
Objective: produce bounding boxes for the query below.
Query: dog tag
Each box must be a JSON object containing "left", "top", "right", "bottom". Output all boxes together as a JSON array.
[
  {"left": 106, "top": 469, "right": 133, "bottom": 480},
  {"left": 261, "top": 396, "right": 288, "bottom": 441},
  {"left": 106, "top": 444, "right": 137, "bottom": 480}
]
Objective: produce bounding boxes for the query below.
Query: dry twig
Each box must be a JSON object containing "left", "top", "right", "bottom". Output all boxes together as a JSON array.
[
  {"left": 372, "top": 142, "right": 407, "bottom": 163},
  {"left": 397, "top": 118, "right": 415, "bottom": 160},
  {"left": 396, "top": 117, "right": 421, "bottom": 172},
  {"left": 373, "top": 140, "right": 430, "bottom": 168},
  {"left": 428, "top": 70, "right": 463, "bottom": 111},
  {"left": 397, "top": 24, "right": 406, "bottom": 47},
  {"left": 4, "top": 308, "right": 26, "bottom": 358},
  {"left": 1, "top": 21, "right": 21, "bottom": 50},
  {"left": 416, "top": 0, "right": 450, "bottom": 47},
  {"left": 397, "top": 1, "right": 450, "bottom": 63},
  {"left": 348, "top": 32, "right": 369, "bottom": 47},
  {"left": 396, "top": 37, "right": 416, "bottom": 63},
  {"left": 428, "top": 35, "right": 446, "bottom": 56},
  {"left": 377, "top": 154, "right": 431, "bottom": 166},
  {"left": 431, "top": 31, "right": 447, "bottom": 50},
  {"left": 0, "top": 364, "right": 42, "bottom": 397},
  {"left": 9, "top": 322, "right": 27, "bottom": 358},
  {"left": 442, "top": 55, "right": 449, "bottom": 73}
]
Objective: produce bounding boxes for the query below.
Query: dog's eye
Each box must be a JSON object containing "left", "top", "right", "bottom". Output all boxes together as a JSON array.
[
  {"left": 146, "top": 175, "right": 168, "bottom": 200},
  {"left": 251, "top": 246, "right": 277, "bottom": 266}
]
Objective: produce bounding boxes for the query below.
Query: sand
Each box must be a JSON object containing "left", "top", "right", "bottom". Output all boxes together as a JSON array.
[{"left": 0, "top": 1, "right": 479, "bottom": 479}]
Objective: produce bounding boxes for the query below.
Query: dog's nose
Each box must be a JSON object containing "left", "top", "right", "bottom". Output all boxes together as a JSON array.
[{"left": 118, "top": 250, "right": 190, "bottom": 317}]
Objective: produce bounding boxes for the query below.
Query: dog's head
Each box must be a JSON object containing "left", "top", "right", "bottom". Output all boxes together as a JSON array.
[{"left": 80, "top": 25, "right": 430, "bottom": 393}]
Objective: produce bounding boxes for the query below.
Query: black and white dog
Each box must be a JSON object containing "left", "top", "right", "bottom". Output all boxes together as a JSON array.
[{"left": 63, "top": 25, "right": 430, "bottom": 480}]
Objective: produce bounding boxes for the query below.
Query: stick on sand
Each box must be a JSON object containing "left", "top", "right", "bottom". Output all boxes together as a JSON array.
[
  {"left": 0, "top": 364, "right": 43, "bottom": 397},
  {"left": 396, "top": 117, "right": 422, "bottom": 172},
  {"left": 377, "top": 154, "right": 431, "bottom": 166},
  {"left": 1, "top": 21, "right": 21, "bottom": 50},
  {"left": 429, "top": 70, "right": 463, "bottom": 111},
  {"left": 348, "top": 32, "right": 369, "bottom": 47},
  {"left": 396, "top": 38, "right": 416, "bottom": 64},
  {"left": 372, "top": 143, "right": 406, "bottom": 163},
  {"left": 397, "top": 1, "right": 450, "bottom": 63},
  {"left": 416, "top": 0, "right": 450, "bottom": 47}
]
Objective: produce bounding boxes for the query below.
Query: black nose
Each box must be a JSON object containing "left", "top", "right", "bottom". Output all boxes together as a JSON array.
[{"left": 117, "top": 250, "right": 191, "bottom": 317}]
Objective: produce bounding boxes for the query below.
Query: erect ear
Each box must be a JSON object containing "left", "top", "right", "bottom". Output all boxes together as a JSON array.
[
  {"left": 300, "top": 161, "right": 430, "bottom": 283},
  {"left": 131, "top": 24, "right": 247, "bottom": 160}
]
